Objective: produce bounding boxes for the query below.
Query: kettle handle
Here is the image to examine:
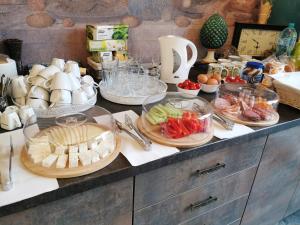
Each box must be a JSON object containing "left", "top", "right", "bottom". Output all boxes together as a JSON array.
[{"left": 186, "top": 40, "right": 197, "bottom": 69}]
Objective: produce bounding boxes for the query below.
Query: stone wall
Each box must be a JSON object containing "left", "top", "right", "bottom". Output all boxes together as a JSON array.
[{"left": 0, "top": 0, "right": 260, "bottom": 66}]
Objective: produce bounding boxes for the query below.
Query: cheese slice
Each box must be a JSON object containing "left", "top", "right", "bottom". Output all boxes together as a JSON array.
[
  {"left": 79, "top": 150, "right": 92, "bottom": 166},
  {"left": 56, "top": 154, "right": 68, "bottom": 169},
  {"left": 69, "top": 145, "right": 78, "bottom": 154},
  {"left": 69, "top": 153, "right": 78, "bottom": 168},
  {"left": 79, "top": 142, "right": 88, "bottom": 153},
  {"left": 54, "top": 145, "right": 67, "bottom": 155},
  {"left": 91, "top": 150, "right": 100, "bottom": 163},
  {"left": 42, "top": 154, "right": 58, "bottom": 168}
]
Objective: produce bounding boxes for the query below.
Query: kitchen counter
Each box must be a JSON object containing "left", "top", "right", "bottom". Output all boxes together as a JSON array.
[{"left": 1, "top": 83, "right": 300, "bottom": 219}]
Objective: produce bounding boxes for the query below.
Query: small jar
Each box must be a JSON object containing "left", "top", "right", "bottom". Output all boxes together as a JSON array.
[{"left": 242, "top": 62, "right": 264, "bottom": 84}]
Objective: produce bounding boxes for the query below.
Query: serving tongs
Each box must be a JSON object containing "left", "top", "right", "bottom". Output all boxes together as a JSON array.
[
  {"left": 1, "top": 135, "right": 14, "bottom": 191},
  {"left": 192, "top": 103, "right": 234, "bottom": 130},
  {"left": 115, "top": 120, "right": 151, "bottom": 151},
  {"left": 125, "top": 114, "right": 152, "bottom": 150}
]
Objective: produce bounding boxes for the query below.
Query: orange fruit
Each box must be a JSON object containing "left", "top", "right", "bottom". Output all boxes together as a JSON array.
[
  {"left": 212, "top": 74, "right": 221, "bottom": 83},
  {"left": 197, "top": 74, "right": 208, "bottom": 84},
  {"left": 207, "top": 78, "right": 219, "bottom": 85}
]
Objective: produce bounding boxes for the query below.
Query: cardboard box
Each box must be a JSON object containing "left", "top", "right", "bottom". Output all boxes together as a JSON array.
[
  {"left": 86, "top": 24, "right": 129, "bottom": 40},
  {"left": 87, "top": 39, "right": 128, "bottom": 52},
  {"left": 91, "top": 52, "right": 113, "bottom": 63}
]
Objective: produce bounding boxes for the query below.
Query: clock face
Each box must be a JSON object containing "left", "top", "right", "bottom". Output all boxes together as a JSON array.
[{"left": 237, "top": 29, "right": 281, "bottom": 56}]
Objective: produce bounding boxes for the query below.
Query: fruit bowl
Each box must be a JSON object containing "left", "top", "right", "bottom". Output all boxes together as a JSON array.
[
  {"left": 138, "top": 92, "right": 214, "bottom": 147},
  {"left": 176, "top": 81, "right": 201, "bottom": 97}
]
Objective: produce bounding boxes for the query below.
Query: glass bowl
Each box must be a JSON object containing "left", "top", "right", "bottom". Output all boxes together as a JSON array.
[
  {"left": 21, "top": 106, "right": 119, "bottom": 177},
  {"left": 214, "top": 83, "right": 279, "bottom": 124},
  {"left": 139, "top": 92, "right": 214, "bottom": 147}
]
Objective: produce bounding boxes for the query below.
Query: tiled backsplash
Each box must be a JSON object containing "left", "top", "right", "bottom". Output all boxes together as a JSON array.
[{"left": 0, "top": 0, "right": 260, "bottom": 65}]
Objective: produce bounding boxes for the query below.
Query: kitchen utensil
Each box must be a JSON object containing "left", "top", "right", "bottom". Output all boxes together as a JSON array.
[
  {"left": 0, "top": 110, "right": 22, "bottom": 130},
  {"left": 66, "top": 72, "right": 81, "bottom": 91},
  {"left": 0, "top": 54, "right": 18, "bottom": 78},
  {"left": 21, "top": 106, "right": 120, "bottom": 178},
  {"left": 18, "top": 105, "right": 35, "bottom": 124},
  {"left": 64, "top": 61, "right": 80, "bottom": 78},
  {"left": 26, "top": 98, "right": 48, "bottom": 110},
  {"left": 28, "top": 86, "right": 50, "bottom": 101},
  {"left": 82, "top": 83, "right": 95, "bottom": 98},
  {"left": 159, "top": 35, "right": 197, "bottom": 84},
  {"left": 27, "top": 75, "right": 49, "bottom": 90},
  {"left": 116, "top": 120, "right": 150, "bottom": 150},
  {"left": 11, "top": 76, "right": 29, "bottom": 98},
  {"left": 72, "top": 89, "right": 88, "bottom": 105},
  {"left": 51, "top": 58, "right": 65, "bottom": 71},
  {"left": 192, "top": 103, "right": 234, "bottom": 130},
  {"left": 46, "top": 72, "right": 72, "bottom": 91},
  {"left": 50, "top": 89, "right": 72, "bottom": 104},
  {"left": 1, "top": 135, "right": 14, "bottom": 191},
  {"left": 124, "top": 114, "right": 152, "bottom": 151},
  {"left": 39, "top": 65, "right": 60, "bottom": 80},
  {"left": 81, "top": 75, "right": 99, "bottom": 87},
  {"left": 29, "top": 64, "right": 46, "bottom": 77}
]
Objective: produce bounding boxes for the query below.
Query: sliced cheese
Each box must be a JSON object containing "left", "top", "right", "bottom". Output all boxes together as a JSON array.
[
  {"left": 56, "top": 154, "right": 68, "bottom": 169},
  {"left": 42, "top": 154, "right": 58, "bottom": 168},
  {"left": 91, "top": 150, "right": 100, "bottom": 163},
  {"left": 69, "top": 153, "right": 78, "bottom": 168},
  {"left": 69, "top": 145, "right": 79, "bottom": 154},
  {"left": 54, "top": 145, "right": 67, "bottom": 155},
  {"left": 79, "top": 142, "right": 88, "bottom": 153},
  {"left": 79, "top": 150, "right": 92, "bottom": 166}
]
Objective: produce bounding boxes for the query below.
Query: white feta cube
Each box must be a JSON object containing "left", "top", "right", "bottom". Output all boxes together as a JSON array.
[
  {"left": 42, "top": 154, "right": 58, "bottom": 168},
  {"left": 56, "top": 154, "right": 68, "bottom": 169},
  {"left": 69, "top": 153, "right": 78, "bottom": 168}
]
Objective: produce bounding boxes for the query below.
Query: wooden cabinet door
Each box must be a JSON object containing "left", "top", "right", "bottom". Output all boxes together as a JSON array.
[
  {"left": 241, "top": 126, "right": 300, "bottom": 225},
  {"left": 0, "top": 178, "right": 133, "bottom": 225}
]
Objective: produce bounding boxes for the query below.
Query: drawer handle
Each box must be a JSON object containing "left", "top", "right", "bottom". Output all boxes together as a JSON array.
[
  {"left": 194, "top": 163, "right": 225, "bottom": 176},
  {"left": 190, "top": 196, "right": 218, "bottom": 211}
]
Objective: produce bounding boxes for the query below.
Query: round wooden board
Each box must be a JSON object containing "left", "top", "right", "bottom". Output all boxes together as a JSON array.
[
  {"left": 218, "top": 111, "right": 280, "bottom": 127},
  {"left": 137, "top": 117, "right": 213, "bottom": 148},
  {"left": 21, "top": 136, "right": 121, "bottom": 178}
]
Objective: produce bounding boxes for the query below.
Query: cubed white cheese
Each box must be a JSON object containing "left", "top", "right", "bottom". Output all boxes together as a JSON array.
[
  {"left": 91, "top": 150, "right": 100, "bottom": 163},
  {"left": 56, "top": 154, "right": 68, "bottom": 169},
  {"left": 87, "top": 140, "right": 98, "bottom": 150},
  {"left": 42, "top": 154, "right": 58, "bottom": 168}
]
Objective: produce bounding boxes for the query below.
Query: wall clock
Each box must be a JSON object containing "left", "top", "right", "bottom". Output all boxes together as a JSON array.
[{"left": 232, "top": 23, "right": 287, "bottom": 58}]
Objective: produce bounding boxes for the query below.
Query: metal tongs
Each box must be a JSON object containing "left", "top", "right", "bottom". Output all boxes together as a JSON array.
[
  {"left": 1, "top": 135, "right": 14, "bottom": 191},
  {"left": 192, "top": 103, "right": 234, "bottom": 130},
  {"left": 116, "top": 119, "right": 151, "bottom": 151},
  {"left": 125, "top": 114, "right": 152, "bottom": 150}
]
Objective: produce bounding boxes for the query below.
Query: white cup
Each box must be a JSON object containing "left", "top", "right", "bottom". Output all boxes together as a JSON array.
[
  {"left": 26, "top": 98, "right": 48, "bottom": 109},
  {"left": 64, "top": 61, "right": 81, "bottom": 78},
  {"left": 1, "top": 111, "right": 22, "bottom": 130},
  {"left": 81, "top": 75, "right": 98, "bottom": 87},
  {"left": 72, "top": 89, "right": 88, "bottom": 105},
  {"left": 28, "top": 86, "right": 50, "bottom": 101},
  {"left": 27, "top": 75, "right": 49, "bottom": 90},
  {"left": 11, "top": 76, "right": 30, "bottom": 98},
  {"left": 29, "top": 64, "right": 46, "bottom": 77},
  {"left": 82, "top": 84, "right": 95, "bottom": 98},
  {"left": 50, "top": 89, "right": 72, "bottom": 103},
  {"left": 51, "top": 58, "right": 65, "bottom": 71},
  {"left": 18, "top": 105, "right": 35, "bottom": 124},
  {"left": 39, "top": 65, "right": 60, "bottom": 80},
  {"left": 4, "top": 106, "right": 19, "bottom": 114},
  {"left": 14, "top": 97, "right": 26, "bottom": 106},
  {"left": 46, "top": 72, "right": 72, "bottom": 91},
  {"left": 66, "top": 72, "right": 81, "bottom": 91}
]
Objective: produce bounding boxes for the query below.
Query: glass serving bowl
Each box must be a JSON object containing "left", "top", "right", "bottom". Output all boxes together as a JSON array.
[
  {"left": 22, "top": 106, "right": 119, "bottom": 177},
  {"left": 140, "top": 92, "right": 214, "bottom": 147},
  {"left": 214, "top": 83, "right": 279, "bottom": 123}
]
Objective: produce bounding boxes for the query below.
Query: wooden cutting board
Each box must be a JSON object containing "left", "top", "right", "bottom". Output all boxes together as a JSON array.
[
  {"left": 21, "top": 136, "right": 121, "bottom": 179},
  {"left": 137, "top": 117, "right": 213, "bottom": 148},
  {"left": 217, "top": 111, "right": 280, "bottom": 127}
]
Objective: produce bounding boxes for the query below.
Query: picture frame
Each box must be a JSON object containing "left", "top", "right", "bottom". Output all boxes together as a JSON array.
[{"left": 231, "top": 22, "right": 287, "bottom": 58}]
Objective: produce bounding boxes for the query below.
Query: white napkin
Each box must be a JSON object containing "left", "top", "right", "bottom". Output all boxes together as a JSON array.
[
  {"left": 270, "top": 72, "right": 300, "bottom": 90},
  {"left": 213, "top": 120, "right": 254, "bottom": 139},
  {"left": 0, "top": 129, "right": 59, "bottom": 207},
  {"left": 94, "top": 110, "right": 179, "bottom": 166}
]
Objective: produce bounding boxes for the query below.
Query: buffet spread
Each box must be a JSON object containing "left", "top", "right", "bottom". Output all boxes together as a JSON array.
[{"left": 1, "top": 17, "right": 300, "bottom": 199}]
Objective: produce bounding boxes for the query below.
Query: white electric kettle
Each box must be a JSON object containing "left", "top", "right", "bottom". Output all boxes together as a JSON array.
[{"left": 159, "top": 35, "right": 197, "bottom": 84}]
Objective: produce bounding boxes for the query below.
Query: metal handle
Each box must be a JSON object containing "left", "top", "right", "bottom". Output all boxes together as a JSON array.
[
  {"left": 190, "top": 196, "right": 218, "bottom": 210},
  {"left": 194, "top": 163, "right": 226, "bottom": 176}
]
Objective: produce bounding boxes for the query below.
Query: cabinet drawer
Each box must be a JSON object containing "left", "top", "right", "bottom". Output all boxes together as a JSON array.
[
  {"left": 179, "top": 195, "right": 247, "bottom": 225},
  {"left": 0, "top": 178, "right": 133, "bottom": 225},
  {"left": 135, "top": 137, "right": 265, "bottom": 210},
  {"left": 134, "top": 167, "right": 256, "bottom": 225}
]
